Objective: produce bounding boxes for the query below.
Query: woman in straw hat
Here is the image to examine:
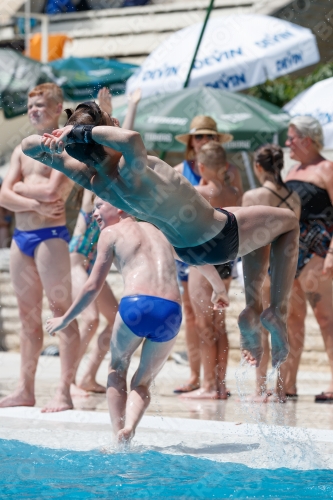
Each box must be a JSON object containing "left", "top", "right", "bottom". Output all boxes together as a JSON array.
[
  {"left": 173, "top": 116, "right": 243, "bottom": 395},
  {"left": 21, "top": 101, "right": 299, "bottom": 368}
]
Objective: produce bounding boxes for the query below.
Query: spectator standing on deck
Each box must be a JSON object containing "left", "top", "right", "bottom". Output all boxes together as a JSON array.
[
  {"left": 180, "top": 142, "right": 240, "bottom": 399},
  {"left": 284, "top": 117, "right": 333, "bottom": 403},
  {"left": 0, "top": 83, "right": 80, "bottom": 413},
  {"left": 173, "top": 116, "right": 243, "bottom": 394},
  {"left": 242, "top": 144, "right": 300, "bottom": 402}
]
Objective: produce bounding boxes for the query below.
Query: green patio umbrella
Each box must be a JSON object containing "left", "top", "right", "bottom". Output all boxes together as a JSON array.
[
  {"left": 50, "top": 57, "right": 138, "bottom": 101},
  {"left": 113, "top": 87, "right": 290, "bottom": 152},
  {"left": 0, "top": 49, "right": 55, "bottom": 119}
]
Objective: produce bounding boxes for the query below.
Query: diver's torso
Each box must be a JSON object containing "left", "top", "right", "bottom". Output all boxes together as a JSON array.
[{"left": 91, "top": 158, "right": 220, "bottom": 248}]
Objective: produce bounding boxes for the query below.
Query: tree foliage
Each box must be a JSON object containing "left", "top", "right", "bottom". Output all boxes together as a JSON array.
[{"left": 247, "top": 63, "right": 333, "bottom": 108}]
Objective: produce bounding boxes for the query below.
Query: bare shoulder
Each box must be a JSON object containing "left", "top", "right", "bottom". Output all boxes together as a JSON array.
[
  {"left": 10, "top": 144, "right": 26, "bottom": 166},
  {"left": 242, "top": 188, "right": 263, "bottom": 206},
  {"left": 320, "top": 158, "right": 333, "bottom": 177},
  {"left": 100, "top": 225, "right": 116, "bottom": 240},
  {"left": 6, "top": 145, "right": 24, "bottom": 181},
  {"left": 12, "top": 144, "right": 22, "bottom": 156},
  {"left": 99, "top": 226, "right": 117, "bottom": 249}
]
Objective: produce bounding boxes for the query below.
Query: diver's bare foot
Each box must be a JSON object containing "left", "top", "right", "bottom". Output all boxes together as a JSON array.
[
  {"left": 238, "top": 306, "right": 263, "bottom": 367},
  {"left": 41, "top": 390, "right": 73, "bottom": 413},
  {"left": 0, "top": 389, "right": 35, "bottom": 408},
  {"left": 260, "top": 307, "right": 289, "bottom": 368},
  {"left": 77, "top": 379, "right": 106, "bottom": 394},
  {"left": 117, "top": 427, "right": 134, "bottom": 445},
  {"left": 179, "top": 388, "right": 219, "bottom": 399}
]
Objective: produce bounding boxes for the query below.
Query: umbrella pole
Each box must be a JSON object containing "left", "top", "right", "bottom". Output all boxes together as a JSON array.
[
  {"left": 241, "top": 151, "right": 256, "bottom": 189},
  {"left": 183, "top": 0, "right": 215, "bottom": 88},
  {"left": 25, "top": 0, "right": 31, "bottom": 57}
]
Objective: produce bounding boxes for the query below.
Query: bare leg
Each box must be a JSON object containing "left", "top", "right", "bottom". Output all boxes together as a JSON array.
[
  {"left": 36, "top": 239, "right": 80, "bottom": 413},
  {"left": 107, "top": 313, "right": 143, "bottom": 436},
  {"left": 215, "top": 278, "right": 231, "bottom": 399},
  {"left": 285, "top": 279, "right": 306, "bottom": 395},
  {"left": 251, "top": 275, "right": 271, "bottom": 402},
  {"left": 0, "top": 242, "right": 43, "bottom": 407},
  {"left": 231, "top": 206, "right": 299, "bottom": 367},
  {"left": 299, "top": 256, "right": 333, "bottom": 393},
  {"left": 118, "top": 330, "right": 177, "bottom": 444},
  {"left": 182, "top": 270, "right": 231, "bottom": 399},
  {"left": 78, "top": 282, "right": 118, "bottom": 392},
  {"left": 238, "top": 246, "right": 270, "bottom": 367},
  {"left": 174, "top": 281, "right": 200, "bottom": 391}
]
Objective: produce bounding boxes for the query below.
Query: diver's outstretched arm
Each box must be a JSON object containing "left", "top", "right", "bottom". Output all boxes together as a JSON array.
[
  {"left": 21, "top": 134, "right": 94, "bottom": 190},
  {"left": 44, "top": 124, "right": 147, "bottom": 180}
]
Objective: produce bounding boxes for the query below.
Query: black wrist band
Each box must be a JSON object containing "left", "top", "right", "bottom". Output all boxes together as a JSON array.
[{"left": 68, "top": 125, "right": 96, "bottom": 144}]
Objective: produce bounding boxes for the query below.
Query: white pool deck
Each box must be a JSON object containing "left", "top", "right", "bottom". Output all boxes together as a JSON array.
[
  {"left": 1, "top": 352, "right": 333, "bottom": 471},
  {"left": 0, "top": 406, "right": 333, "bottom": 470}
]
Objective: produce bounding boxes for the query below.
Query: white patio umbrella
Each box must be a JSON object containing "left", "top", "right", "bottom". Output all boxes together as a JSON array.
[
  {"left": 284, "top": 77, "right": 333, "bottom": 149},
  {"left": 127, "top": 14, "right": 319, "bottom": 98}
]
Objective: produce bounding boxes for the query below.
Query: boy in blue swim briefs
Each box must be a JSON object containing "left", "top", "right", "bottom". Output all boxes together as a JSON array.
[
  {"left": 46, "top": 197, "right": 228, "bottom": 444},
  {"left": 0, "top": 83, "right": 80, "bottom": 413}
]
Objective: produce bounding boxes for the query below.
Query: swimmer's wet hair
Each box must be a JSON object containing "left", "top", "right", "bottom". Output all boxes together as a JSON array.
[
  {"left": 289, "top": 115, "right": 323, "bottom": 151},
  {"left": 64, "top": 101, "right": 108, "bottom": 164},
  {"left": 255, "top": 144, "right": 285, "bottom": 187},
  {"left": 64, "top": 101, "right": 106, "bottom": 127},
  {"left": 197, "top": 142, "right": 227, "bottom": 169}
]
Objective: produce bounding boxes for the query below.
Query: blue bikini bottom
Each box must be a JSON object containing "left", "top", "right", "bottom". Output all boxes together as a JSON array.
[
  {"left": 119, "top": 294, "right": 182, "bottom": 343},
  {"left": 13, "top": 226, "right": 70, "bottom": 258}
]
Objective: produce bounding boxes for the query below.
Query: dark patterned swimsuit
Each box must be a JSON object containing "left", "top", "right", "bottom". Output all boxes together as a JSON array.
[{"left": 285, "top": 180, "right": 333, "bottom": 277}]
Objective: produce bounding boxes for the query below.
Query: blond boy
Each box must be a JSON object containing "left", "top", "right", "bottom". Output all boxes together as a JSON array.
[{"left": 0, "top": 83, "right": 80, "bottom": 412}]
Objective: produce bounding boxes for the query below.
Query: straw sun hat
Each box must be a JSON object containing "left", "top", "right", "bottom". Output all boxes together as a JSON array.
[{"left": 175, "top": 116, "right": 233, "bottom": 144}]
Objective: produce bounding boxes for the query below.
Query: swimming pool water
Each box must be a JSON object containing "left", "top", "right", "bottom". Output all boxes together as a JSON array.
[{"left": 1, "top": 439, "right": 333, "bottom": 499}]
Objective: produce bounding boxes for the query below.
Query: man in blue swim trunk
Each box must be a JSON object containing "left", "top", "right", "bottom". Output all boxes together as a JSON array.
[
  {"left": 46, "top": 197, "right": 228, "bottom": 444},
  {"left": 0, "top": 83, "right": 80, "bottom": 413}
]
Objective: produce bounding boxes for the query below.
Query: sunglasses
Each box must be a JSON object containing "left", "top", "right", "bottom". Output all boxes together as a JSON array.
[
  {"left": 193, "top": 134, "right": 216, "bottom": 141},
  {"left": 286, "top": 135, "right": 302, "bottom": 142}
]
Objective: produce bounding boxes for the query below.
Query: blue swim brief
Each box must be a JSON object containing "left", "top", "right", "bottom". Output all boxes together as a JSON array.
[
  {"left": 13, "top": 226, "right": 70, "bottom": 258},
  {"left": 119, "top": 294, "right": 182, "bottom": 342}
]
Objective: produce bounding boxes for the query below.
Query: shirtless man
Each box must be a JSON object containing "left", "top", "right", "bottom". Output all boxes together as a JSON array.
[
  {"left": 0, "top": 83, "right": 80, "bottom": 412},
  {"left": 21, "top": 101, "right": 299, "bottom": 367},
  {"left": 45, "top": 198, "right": 227, "bottom": 444}
]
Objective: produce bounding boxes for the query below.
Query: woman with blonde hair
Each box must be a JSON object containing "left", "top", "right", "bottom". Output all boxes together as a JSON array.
[
  {"left": 173, "top": 116, "right": 243, "bottom": 394},
  {"left": 285, "top": 116, "right": 333, "bottom": 402}
]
